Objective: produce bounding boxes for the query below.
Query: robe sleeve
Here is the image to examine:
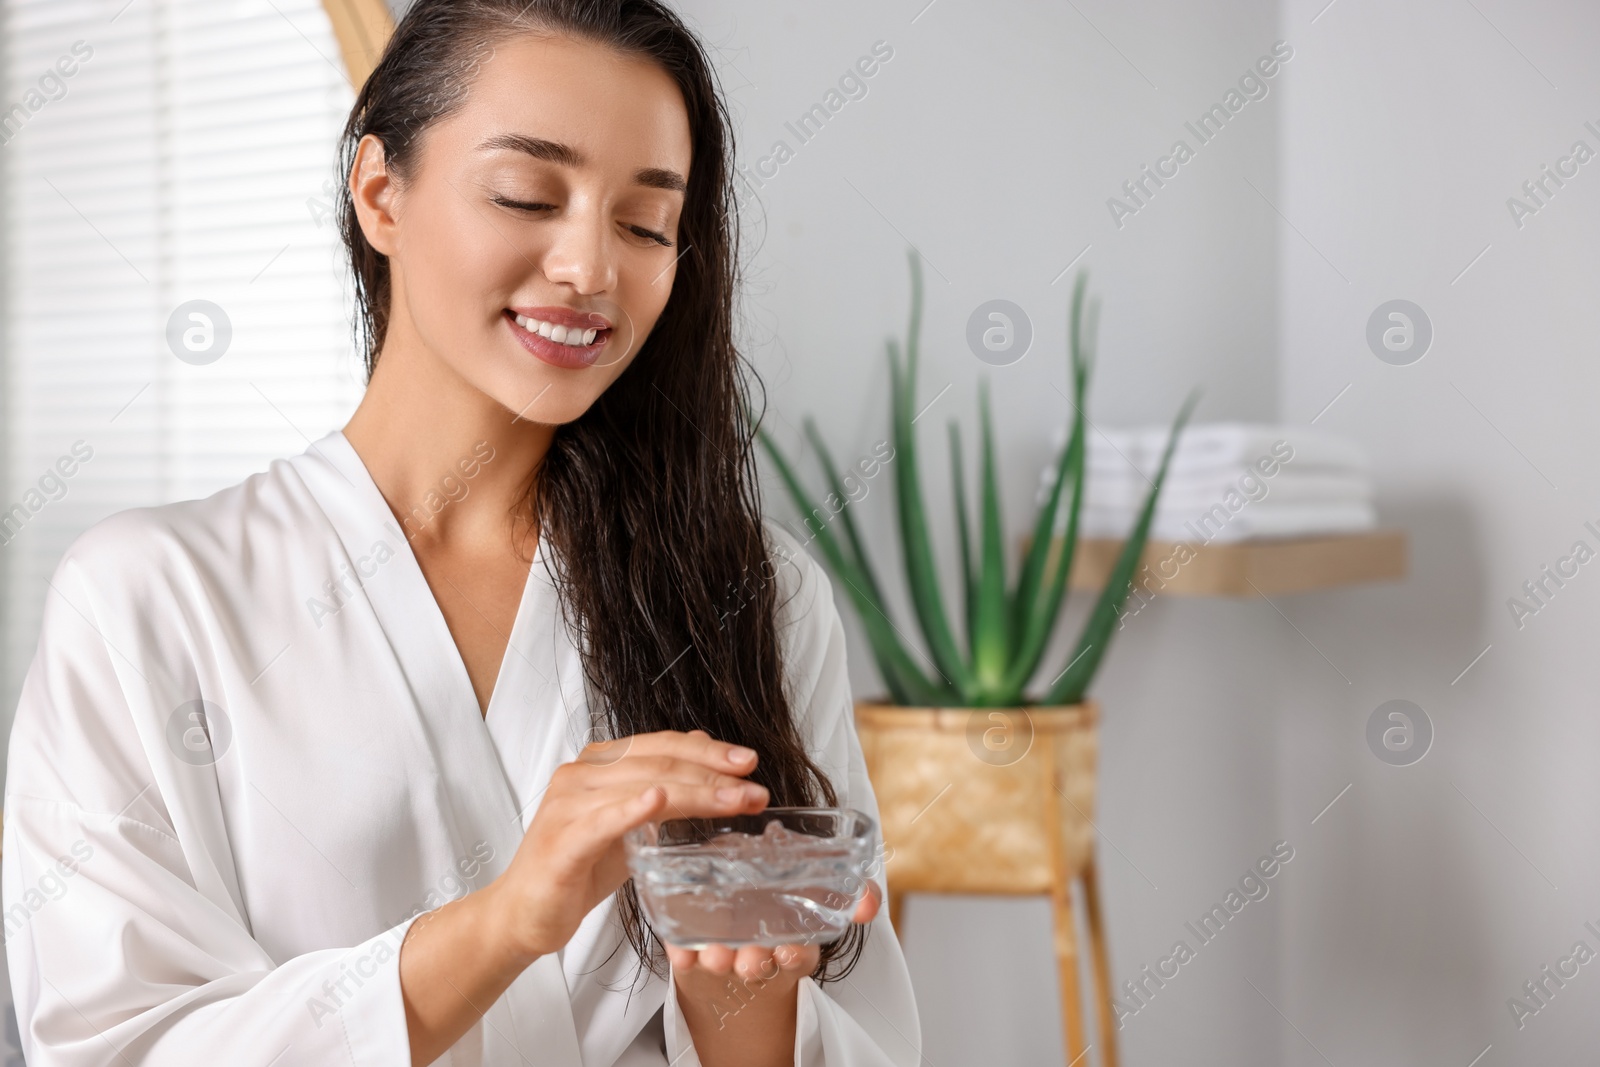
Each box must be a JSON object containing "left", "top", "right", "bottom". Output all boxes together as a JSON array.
[
  {"left": 659, "top": 521, "right": 923, "bottom": 1066},
  {"left": 2, "top": 520, "right": 416, "bottom": 1066}
]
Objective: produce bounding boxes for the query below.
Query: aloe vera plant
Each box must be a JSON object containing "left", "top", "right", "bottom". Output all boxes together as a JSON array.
[{"left": 760, "top": 251, "right": 1197, "bottom": 708}]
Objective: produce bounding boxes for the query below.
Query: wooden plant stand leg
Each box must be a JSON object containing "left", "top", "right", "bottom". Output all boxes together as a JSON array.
[
  {"left": 1081, "top": 862, "right": 1119, "bottom": 1067},
  {"left": 1043, "top": 736, "right": 1087, "bottom": 1065},
  {"left": 1048, "top": 866, "right": 1087, "bottom": 1064},
  {"left": 888, "top": 891, "right": 906, "bottom": 937}
]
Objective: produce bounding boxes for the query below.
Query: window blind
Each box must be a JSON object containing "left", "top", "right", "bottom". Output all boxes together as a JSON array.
[{"left": 1, "top": 0, "right": 363, "bottom": 732}]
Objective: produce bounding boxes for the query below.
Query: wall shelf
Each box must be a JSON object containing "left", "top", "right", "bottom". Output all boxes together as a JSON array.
[{"left": 1060, "top": 529, "right": 1407, "bottom": 598}]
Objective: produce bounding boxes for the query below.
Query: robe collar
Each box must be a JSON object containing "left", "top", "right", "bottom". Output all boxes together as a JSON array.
[{"left": 290, "top": 430, "right": 586, "bottom": 1065}]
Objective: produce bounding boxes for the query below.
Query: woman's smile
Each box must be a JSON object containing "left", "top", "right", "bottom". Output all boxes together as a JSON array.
[{"left": 504, "top": 306, "right": 613, "bottom": 369}]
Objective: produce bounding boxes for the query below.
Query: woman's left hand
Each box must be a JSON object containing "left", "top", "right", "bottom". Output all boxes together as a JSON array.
[{"left": 665, "top": 885, "right": 882, "bottom": 1067}]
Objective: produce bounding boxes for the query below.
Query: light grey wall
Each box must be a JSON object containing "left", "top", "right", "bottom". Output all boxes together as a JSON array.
[
  {"left": 676, "top": 0, "right": 1296, "bottom": 1062},
  {"left": 1276, "top": 0, "right": 1600, "bottom": 1063}
]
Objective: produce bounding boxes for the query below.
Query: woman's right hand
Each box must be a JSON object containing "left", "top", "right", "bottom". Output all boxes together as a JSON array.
[
  {"left": 486, "top": 728, "right": 769, "bottom": 964},
  {"left": 401, "top": 729, "right": 766, "bottom": 1065}
]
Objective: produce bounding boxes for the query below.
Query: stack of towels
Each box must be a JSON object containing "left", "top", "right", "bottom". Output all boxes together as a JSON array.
[{"left": 1038, "top": 422, "right": 1375, "bottom": 544}]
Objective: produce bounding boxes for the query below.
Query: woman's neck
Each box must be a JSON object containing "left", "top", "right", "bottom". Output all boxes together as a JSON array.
[{"left": 343, "top": 328, "right": 553, "bottom": 552}]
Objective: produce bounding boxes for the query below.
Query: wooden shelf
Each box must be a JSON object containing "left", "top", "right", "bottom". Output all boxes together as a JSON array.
[{"left": 1059, "top": 529, "right": 1407, "bottom": 598}]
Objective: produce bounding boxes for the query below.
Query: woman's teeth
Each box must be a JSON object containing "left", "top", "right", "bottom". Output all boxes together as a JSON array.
[{"left": 513, "top": 313, "right": 599, "bottom": 347}]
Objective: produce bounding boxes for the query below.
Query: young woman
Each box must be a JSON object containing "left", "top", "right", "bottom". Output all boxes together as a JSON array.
[{"left": 1, "top": 2, "right": 919, "bottom": 1064}]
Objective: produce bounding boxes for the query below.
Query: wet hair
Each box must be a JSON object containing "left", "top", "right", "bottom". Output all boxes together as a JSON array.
[{"left": 334, "top": 0, "right": 864, "bottom": 981}]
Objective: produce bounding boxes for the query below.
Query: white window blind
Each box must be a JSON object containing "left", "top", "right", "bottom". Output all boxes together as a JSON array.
[{"left": 1, "top": 0, "right": 364, "bottom": 728}]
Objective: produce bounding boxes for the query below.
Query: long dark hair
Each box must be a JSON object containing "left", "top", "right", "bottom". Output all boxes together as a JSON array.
[{"left": 335, "top": 0, "right": 864, "bottom": 981}]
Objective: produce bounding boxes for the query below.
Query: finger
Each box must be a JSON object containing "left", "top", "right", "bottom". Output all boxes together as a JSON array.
[
  {"left": 549, "top": 780, "right": 766, "bottom": 825},
  {"left": 696, "top": 943, "right": 736, "bottom": 975},
  {"left": 646, "top": 780, "right": 769, "bottom": 821},
  {"left": 734, "top": 944, "right": 780, "bottom": 984},
  {"left": 663, "top": 943, "right": 699, "bottom": 973},
  {"left": 853, "top": 881, "right": 882, "bottom": 925},
  {"left": 559, "top": 786, "right": 666, "bottom": 868},
  {"left": 774, "top": 943, "right": 819, "bottom": 974},
  {"left": 575, "top": 754, "right": 760, "bottom": 793},
  {"left": 609, "top": 730, "right": 758, "bottom": 775}
]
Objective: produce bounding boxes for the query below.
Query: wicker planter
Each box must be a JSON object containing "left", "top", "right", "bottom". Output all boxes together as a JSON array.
[{"left": 855, "top": 700, "right": 1117, "bottom": 1066}]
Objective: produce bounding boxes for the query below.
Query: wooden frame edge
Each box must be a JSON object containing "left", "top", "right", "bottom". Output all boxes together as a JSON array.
[{"left": 320, "top": 0, "right": 396, "bottom": 89}]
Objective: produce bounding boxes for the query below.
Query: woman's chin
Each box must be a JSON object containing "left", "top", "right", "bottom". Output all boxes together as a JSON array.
[{"left": 487, "top": 369, "right": 603, "bottom": 427}]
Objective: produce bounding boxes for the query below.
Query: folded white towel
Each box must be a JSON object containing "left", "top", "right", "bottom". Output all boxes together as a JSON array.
[
  {"left": 1085, "top": 469, "right": 1371, "bottom": 512},
  {"left": 1064, "top": 421, "right": 1371, "bottom": 477},
  {"left": 1080, "top": 500, "right": 1377, "bottom": 544},
  {"left": 1040, "top": 421, "right": 1377, "bottom": 543}
]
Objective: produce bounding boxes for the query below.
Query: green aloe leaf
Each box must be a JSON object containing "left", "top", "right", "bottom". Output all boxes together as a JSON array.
[
  {"left": 888, "top": 256, "right": 974, "bottom": 696},
  {"left": 1001, "top": 401, "right": 1085, "bottom": 697},
  {"left": 759, "top": 253, "right": 1192, "bottom": 712},
  {"left": 971, "top": 380, "right": 1011, "bottom": 700},
  {"left": 948, "top": 421, "right": 977, "bottom": 652},
  {"left": 758, "top": 427, "right": 943, "bottom": 705},
  {"left": 1044, "top": 390, "right": 1200, "bottom": 706},
  {"left": 802, "top": 418, "right": 884, "bottom": 606},
  {"left": 1008, "top": 273, "right": 1090, "bottom": 658}
]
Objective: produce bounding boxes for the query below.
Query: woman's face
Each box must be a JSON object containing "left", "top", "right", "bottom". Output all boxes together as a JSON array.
[{"left": 353, "top": 33, "right": 693, "bottom": 424}]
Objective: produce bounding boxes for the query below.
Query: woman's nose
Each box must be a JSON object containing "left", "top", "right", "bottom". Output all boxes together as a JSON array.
[{"left": 540, "top": 209, "right": 618, "bottom": 296}]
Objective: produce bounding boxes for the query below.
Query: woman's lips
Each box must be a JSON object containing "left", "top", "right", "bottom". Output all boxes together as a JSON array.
[{"left": 504, "top": 308, "right": 611, "bottom": 369}]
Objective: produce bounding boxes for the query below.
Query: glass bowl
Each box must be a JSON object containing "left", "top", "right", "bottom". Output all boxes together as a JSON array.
[{"left": 624, "top": 807, "right": 877, "bottom": 949}]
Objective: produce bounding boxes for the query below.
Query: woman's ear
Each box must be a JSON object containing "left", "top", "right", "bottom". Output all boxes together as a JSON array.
[{"left": 350, "top": 133, "right": 401, "bottom": 257}]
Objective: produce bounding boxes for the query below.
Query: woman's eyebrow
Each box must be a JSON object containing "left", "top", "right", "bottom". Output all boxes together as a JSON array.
[
  {"left": 478, "top": 133, "right": 686, "bottom": 192},
  {"left": 635, "top": 167, "right": 686, "bottom": 192}
]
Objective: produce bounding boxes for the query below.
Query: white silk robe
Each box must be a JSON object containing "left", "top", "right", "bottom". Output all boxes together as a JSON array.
[{"left": 2, "top": 431, "right": 921, "bottom": 1066}]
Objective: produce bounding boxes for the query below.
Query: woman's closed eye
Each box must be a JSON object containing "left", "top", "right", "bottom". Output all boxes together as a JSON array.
[
  {"left": 491, "top": 194, "right": 556, "bottom": 214},
  {"left": 490, "top": 195, "right": 674, "bottom": 248},
  {"left": 625, "top": 224, "right": 673, "bottom": 248}
]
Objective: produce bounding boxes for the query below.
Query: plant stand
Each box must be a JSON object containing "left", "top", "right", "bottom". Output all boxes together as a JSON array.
[{"left": 854, "top": 701, "right": 1116, "bottom": 1067}]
